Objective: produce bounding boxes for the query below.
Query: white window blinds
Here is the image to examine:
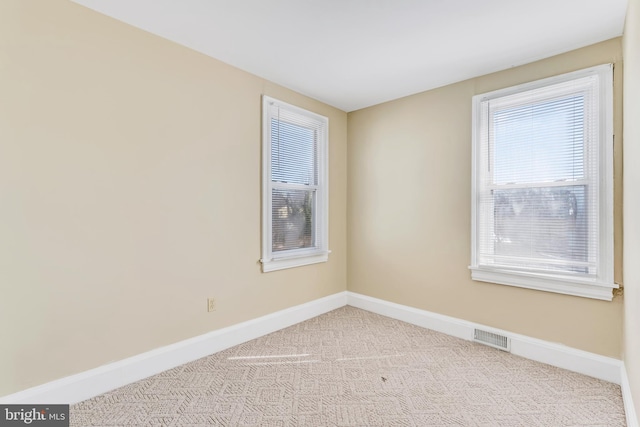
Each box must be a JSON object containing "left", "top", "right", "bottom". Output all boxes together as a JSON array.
[
  {"left": 261, "top": 96, "right": 329, "bottom": 272},
  {"left": 471, "top": 64, "right": 615, "bottom": 300}
]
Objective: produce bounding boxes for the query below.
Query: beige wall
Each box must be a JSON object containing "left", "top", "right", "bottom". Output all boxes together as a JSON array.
[
  {"left": 0, "top": 0, "right": 347, "bottom": 396},
  {"left": 1, "top": 0, "right": 631, "bottom": 401},
  {"left": 624, "top": 0, "right": 640, "bottom": 422},
  {"left": 348, "top": 39, "right": 623, "bottom": 358}
]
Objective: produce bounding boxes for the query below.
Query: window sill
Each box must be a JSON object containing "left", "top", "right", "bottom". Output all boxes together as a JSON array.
[
  {"left": 469, "top": 267, "right": 617, "bottom": 301},
  {"left": 261, "top": 251, "right": 329, "bottom": 272}
]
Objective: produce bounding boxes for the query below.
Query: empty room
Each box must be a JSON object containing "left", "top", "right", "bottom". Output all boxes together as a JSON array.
[{"left": 1, "top": 0, "right": 639, "bottom": 425}]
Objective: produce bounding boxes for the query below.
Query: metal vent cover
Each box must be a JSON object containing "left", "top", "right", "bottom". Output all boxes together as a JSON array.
[{"left": 474, "top": 329, "right": 511, "bottom": 352}]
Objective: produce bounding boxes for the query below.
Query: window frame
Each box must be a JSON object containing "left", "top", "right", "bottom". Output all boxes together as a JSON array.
[
  {"left": 261, "top": 96, "right": 329, "bottom": 272},
  {"left": 470, "top": 64, "right": 616, "bottom": 300}
]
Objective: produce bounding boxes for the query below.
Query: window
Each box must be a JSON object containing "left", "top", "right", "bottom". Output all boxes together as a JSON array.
[
  {"left": 261, "top": 96, "right": 329, "bottom": 272},
  {"left": 470, "top": 64, "right": 616, "bottom": 300}
]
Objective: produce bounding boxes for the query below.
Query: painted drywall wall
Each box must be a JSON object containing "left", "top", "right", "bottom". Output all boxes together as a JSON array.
[
  {"left": 624, "top": 0, "right": 640, "bottom": 422},
  {"left": 348, "top": 39, "right": 623, "bottom": 358},
  {"left": 0, "top": 0, "right": 347, "bottom": 396}
]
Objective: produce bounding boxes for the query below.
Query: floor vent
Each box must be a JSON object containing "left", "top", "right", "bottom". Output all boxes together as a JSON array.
[{"left": 473, "top": 329, "right": 511, "bottom": 352}]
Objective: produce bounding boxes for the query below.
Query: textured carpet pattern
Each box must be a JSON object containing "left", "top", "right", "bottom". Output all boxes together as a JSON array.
[{"left": 71, "top": 306, "right": 626, "bottom": 426}]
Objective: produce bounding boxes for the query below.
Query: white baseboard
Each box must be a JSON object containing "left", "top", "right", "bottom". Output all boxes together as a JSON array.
[
  {"left": 346, "top": 292, "right": 623, "bottom": 384},
  {"left": 2, "top": 289, "right": 629, "bottom": 415},
  {"left": 622, "top": 363, "right": 639, "bottom": 427},
  {"left": 0, "top": 291, "right": 348, "bottom": 405}
]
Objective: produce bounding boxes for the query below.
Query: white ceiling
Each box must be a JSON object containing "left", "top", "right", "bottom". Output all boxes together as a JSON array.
[{"left": 71, "top": 0, "right": 628, "bottom": 112}]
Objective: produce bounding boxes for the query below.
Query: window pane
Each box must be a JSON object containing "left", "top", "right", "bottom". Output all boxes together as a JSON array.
[
  {"left": 271, "top": 119, "right": 317, "bottom": 185},
  {"left": 493, "top": 95, "right": 584, "bottom": 185},
  {"left": 490, "top": 185, "right": 591, "bottom": 273},
  {"left": 272, "top": 188, "right": 315, "bottom": 252}
]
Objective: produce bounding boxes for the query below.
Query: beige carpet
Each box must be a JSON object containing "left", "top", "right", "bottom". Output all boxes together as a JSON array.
[{"left": 71, "top": 306, "right": 626, "bottom": 426}]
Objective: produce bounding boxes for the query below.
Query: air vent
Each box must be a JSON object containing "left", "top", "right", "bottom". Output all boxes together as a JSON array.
[{"left": 474, "top": 329, "right": 511, "bottom": 352}]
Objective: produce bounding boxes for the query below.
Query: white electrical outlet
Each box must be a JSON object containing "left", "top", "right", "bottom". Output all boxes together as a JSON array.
[{"left": 207, "top": 298, "right": 216, "bottom": 312}]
